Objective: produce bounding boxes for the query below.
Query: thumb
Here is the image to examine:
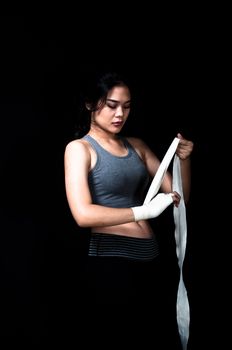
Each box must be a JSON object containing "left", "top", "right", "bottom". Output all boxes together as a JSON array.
[{"left": 177, "top": 132, "right": 183, "bottom": 139}]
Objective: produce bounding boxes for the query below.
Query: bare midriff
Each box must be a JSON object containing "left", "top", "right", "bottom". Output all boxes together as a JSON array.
[{"left": 91, "top": 220, "right": 154, "bottom": 239}]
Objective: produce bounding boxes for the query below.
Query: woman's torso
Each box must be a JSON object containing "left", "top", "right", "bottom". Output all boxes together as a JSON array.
[{"left": 83, "top": 134, "right": 154, "bottom": 239}]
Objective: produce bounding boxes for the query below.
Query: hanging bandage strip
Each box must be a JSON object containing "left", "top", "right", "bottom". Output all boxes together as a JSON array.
[
  {"left": 172, "top": 155, "right": 190, "bottom": 350},
  {"left": 143, "top": 137, "right": 190, "bottom": 350}
]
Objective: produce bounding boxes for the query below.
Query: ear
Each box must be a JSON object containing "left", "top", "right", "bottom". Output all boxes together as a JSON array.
[{"left": 85, "top": 103, "right": 91, "bottom": 110}]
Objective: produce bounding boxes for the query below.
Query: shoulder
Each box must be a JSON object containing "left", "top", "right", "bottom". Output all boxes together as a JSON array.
[
  {"left": 65, "top": 137, "right": 91, "bottom": 151},
  {"left": 64, "top": 138, "right": 92, "bottom": 160},
  {"left": 125, "top": 136, "right": 150, "bottom": 151},
  {"left": 125, "top": 136, "right": 145, "bottom": 145},
  {"left": 125, "top": 136, "right": 159, "bottom": 165},
  {"left": 125, "top": 136, "right": 151, "bottom": 159}
]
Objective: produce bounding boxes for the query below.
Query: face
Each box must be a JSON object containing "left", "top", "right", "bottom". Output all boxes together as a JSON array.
[{"left": 91, "top": 85, "right": 131, "bottom": 134}]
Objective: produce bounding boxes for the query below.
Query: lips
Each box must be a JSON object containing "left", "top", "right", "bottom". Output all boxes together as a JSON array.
[{"left": 112, "top": 122, "right": 123, "bottom": 127}]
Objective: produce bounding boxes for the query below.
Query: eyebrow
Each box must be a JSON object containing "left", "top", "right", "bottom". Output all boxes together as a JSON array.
[{"left": 106, "top": 98, "right": 131, "bottom": 103}]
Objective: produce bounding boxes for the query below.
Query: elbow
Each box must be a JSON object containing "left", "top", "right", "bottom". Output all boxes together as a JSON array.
[
  {"left": 69, "top": 204, "right": 101, "bottom": 227},
  {"left": 76, "top": 220, "right": 91, "bottom": 228},
  {"left": 73, "top": 208, "right": 93, "bottom": 228},
  {"left": 74, "top": 214, "right": 91, "bottom": 228}
]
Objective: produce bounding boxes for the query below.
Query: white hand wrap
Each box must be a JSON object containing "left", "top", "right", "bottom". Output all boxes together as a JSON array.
[{"left": 131, "top": 193, "right": 173, "bottom": 221}]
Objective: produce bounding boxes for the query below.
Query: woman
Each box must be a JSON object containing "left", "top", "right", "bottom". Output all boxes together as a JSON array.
[{"left": 64, "top": 70, "right": 193, "bottom": 347}]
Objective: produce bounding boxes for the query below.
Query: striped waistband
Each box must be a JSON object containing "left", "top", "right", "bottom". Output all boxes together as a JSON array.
[{"left": 88, "top": 233, "right": 159, "bottom": 261}]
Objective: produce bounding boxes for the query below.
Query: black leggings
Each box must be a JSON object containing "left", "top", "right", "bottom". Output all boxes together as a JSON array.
[
  {"left": 50, "top": 252, "right": 182, "bottom": 349},
  {"left": 81, "top": 255, "right": 162, "bottom": 305},
  {"left": 76, "top": 255, "right": 182, "bottom": 349}
]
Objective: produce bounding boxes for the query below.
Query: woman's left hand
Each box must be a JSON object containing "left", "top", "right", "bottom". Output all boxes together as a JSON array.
[{"left": 176, "top": 133, "right": 194, "bottom": 160}]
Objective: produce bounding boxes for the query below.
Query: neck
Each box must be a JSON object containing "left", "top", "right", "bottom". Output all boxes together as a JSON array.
[{"left": 88, "top": 128, "right": 118, "bottom": 142}]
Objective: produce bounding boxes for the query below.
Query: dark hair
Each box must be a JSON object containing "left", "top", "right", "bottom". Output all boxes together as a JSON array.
[{"left": 75, "top": 69, "right": 132, "bottom": 138}]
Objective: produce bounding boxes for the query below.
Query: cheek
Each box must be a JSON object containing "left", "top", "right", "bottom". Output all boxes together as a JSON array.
[
  {"left": 124, "top": 111, "right": 130, "bottom": 119},
  {"left": 96, "top": 110, "right": 112, "bottom": 122}
]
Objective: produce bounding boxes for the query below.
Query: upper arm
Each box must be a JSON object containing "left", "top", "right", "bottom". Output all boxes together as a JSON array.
[
  {"left": 64, "top": 140, "right": 92, "bottom": 218},
  {"left": 127, "top": 137, "right": 173, "bottom": 193}
]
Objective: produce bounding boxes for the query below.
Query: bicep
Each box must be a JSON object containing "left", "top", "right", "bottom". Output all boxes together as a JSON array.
[
  {"left": 143, "top": 141, "right": 172, "bottom": 193},
  {"left": 64, "top": 142, "right": 92, "bottom": 213},
  {"left": 127, "top": 137, "right": 173, "bottom": 193}
]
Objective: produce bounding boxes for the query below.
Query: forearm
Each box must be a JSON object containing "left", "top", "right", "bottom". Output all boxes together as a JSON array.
[
  {"left": 71, "top": 204, "right": 135, "bottom": 228},
  {"left": 180, "top": 157, "right": 191, "bottom": 203},
  {"left": 70, "top": 192, "right": 176, "bottom": 228}
]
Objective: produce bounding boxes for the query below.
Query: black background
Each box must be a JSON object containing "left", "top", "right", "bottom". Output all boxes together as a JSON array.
[{"left": 0, "top": 12, "right": 225, "bottom": 348}]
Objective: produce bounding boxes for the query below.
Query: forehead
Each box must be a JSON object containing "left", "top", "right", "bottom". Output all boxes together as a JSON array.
[{"left": 107, "top": 86, "right": 131, "bottom": 101}]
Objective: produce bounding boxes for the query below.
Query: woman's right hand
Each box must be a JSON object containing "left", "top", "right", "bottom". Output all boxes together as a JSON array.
[{"left": 171, "top": 191, "right": 181, "bottom": 207}]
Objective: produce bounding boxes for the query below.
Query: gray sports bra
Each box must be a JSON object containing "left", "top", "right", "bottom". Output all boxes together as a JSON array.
[{"left": 83, "top": 135, "right": 150, "bottom": 208}]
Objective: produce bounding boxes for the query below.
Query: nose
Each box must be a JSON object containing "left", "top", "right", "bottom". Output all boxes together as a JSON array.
[{"left": 115, "top": 105, "right": 124, "bottom": 117}]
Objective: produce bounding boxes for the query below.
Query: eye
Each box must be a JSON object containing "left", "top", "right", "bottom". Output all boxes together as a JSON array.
[
  {"left": 106, "top": 102, "right": 131, "bottom": 110},
  {"left": 106, "top": 103, "right": 117, "bottom": 109}
]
